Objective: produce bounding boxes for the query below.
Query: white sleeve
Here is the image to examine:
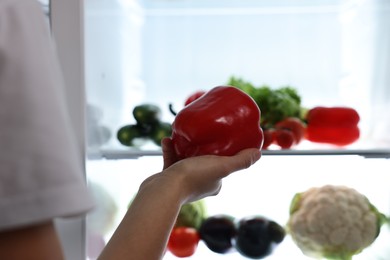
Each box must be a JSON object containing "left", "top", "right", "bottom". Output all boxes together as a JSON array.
[{"left": 0, "top": 0, "right": 94, "bottom": 231}]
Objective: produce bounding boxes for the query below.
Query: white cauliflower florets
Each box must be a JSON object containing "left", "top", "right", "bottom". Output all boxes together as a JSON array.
[{"left": 287, "top": 185, "right": 386, "bottom": 260}]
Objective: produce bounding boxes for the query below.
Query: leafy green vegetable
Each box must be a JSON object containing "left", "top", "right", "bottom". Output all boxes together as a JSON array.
[
  {"left": 175, "top": 200, "right": 207, "bottom": 230},
  {"left": 227, "top": 76, "right": 303, "bottom": 128}
]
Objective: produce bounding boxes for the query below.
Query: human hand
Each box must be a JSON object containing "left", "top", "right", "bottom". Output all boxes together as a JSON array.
[
  {"left": 159, "top": 137, "right": 261, "bottom": 203},
  {"left": 111, "top": 138, "right": 260, "bottom": 260},
  {"left": 161, "top": 137, "right": 180, "bottom": 170}
]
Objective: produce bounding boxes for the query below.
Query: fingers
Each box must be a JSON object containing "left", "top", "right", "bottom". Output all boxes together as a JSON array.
[
  {"left": 222, "top": 148, "right": 261, "bottom": 173},
  {"left": 160, "top": 147, "right": 261, "bottom": 204},
  {"left": 161, "top": 137, "right": 177, "bottom": 170}
]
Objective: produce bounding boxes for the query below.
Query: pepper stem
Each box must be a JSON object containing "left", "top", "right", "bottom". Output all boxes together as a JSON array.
[{"left": 169, "top": 103, "right": 177, "bottom": 116}]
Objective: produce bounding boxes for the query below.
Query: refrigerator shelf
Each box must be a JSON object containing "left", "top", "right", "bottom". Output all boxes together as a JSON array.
[{"left": 87, "top": 147, "right": 390, "bottom": 160}]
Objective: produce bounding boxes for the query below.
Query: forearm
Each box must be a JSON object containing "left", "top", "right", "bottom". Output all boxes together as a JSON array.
[{"left": 98, "top": 173, "right": 184, "bottom": 260}]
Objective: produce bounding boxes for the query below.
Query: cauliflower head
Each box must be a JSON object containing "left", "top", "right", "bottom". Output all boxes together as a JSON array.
[{"left": 287, "top": 185, "right": 387, "bottom": 260}]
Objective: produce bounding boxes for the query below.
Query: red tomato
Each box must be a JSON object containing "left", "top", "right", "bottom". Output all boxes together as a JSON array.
[
  {"left": 275, "top": 117, "right": 306, "bottom": 144},
  {"left": 274, "top": 129, "right": 295, "bottom": 149},
  {"left": 184, "top": 91, "right": 206, "bottom": 106},
  {"left": 167, "top": 227, "right": 200, "bottom": 258}
]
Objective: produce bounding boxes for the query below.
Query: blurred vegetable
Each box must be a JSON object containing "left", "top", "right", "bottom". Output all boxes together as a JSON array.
[
  {"left": 262, "top": 129, "right": 275, "bottom": 150},
  {"left": 275, "top": 117, "right": 306, "bottom": 144},
  {"left": 117, "top": 124, "right": 145, "bottom": 146},
  {"left": 305, "top": 106, "right": 360, "bottom": 146},
  {"left": 171, "top": 86, "right": 263, "bottom": 160},
  {"left": 228, "top": 76, "right": 303, "bottom": 128},
  {"left": 117, "top": 103, "right": 172, "bottom": 147},
  {"left": 184, "top": 90, "right": 206, "bottom": 106},
  {"left": 287, "top": 185, "right": 388, "bottom": 260},
  {"left": 235, "top": 216, "right": 286, "bottom": 259},
  {"left": 273, "top": 128, "right": 295, "bottom": 149},
  {"left": 168, "top": 227, "right": 200, "bottom": 258},
  {"left": 306, "top": 106, "right": 360, "bottom": 126},
  {"left": 150, "top": 122, "right": 172, "bottom": 146},
  {"left": 133, "top": 104, "right": 162, "bottom": 126},
  {"left": 175, "top": 200, "right": 207, "bottom": 230},
  {"left": 199, "top": 215, "right": 236, "bottom": 254},
  {"left": 267, "top": 220, "right": 286, "bottom": 244}
]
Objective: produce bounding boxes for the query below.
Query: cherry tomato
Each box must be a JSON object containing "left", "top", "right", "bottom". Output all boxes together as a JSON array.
[
  {"left": 167, "top": 227, "right": 200, "bottom": 258},
  {"left": 275, "top": 117, "right": 306, "bottom": 144},
  {"left": 274, "top": 129, "right": 295, "bottom": 149},
  {"left": 184, "top": 91, "right": 206, "bottom": 106}
]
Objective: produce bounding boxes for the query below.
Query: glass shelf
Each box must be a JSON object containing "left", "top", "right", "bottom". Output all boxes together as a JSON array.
[{"left": 87, "top": 145, "right": 390, "bottom": 160}]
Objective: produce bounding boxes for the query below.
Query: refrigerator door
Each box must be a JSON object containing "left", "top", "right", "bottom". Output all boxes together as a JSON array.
[{"left": 50, "top": 0, "right": 88, "bottom": 259}]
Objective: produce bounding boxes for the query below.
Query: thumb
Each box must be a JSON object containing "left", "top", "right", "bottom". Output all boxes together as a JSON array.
[{"left": 161, "top": 137, "right": 177, "bottom": 169}]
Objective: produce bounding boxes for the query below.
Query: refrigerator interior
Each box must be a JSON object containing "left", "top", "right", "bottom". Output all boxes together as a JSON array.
[
  {"left": 84, "top": 0, "right": 390, "bottom": 154},
  {"left": 83, "top": 0, "right": 390, "bottom": 259},
  {"left": 86, "top": 155, "right": 390, "bottom": 259}
]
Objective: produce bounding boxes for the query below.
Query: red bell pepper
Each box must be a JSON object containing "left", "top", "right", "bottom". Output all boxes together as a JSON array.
[
  {"left": 305, "top": 106, "right": 360, "bottom": 146},
  {"left": 171, "top": 86, "right": 264, "bottom": 159}
]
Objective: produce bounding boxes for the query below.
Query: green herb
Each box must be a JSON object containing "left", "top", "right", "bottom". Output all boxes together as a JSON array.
[{"left": 227, "top": 76, "right": 303, "bottom": 128}]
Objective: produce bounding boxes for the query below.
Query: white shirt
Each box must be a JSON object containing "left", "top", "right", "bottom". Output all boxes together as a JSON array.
[{"left": 0, "top": 0, "right": 94, "bottom": 231}]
